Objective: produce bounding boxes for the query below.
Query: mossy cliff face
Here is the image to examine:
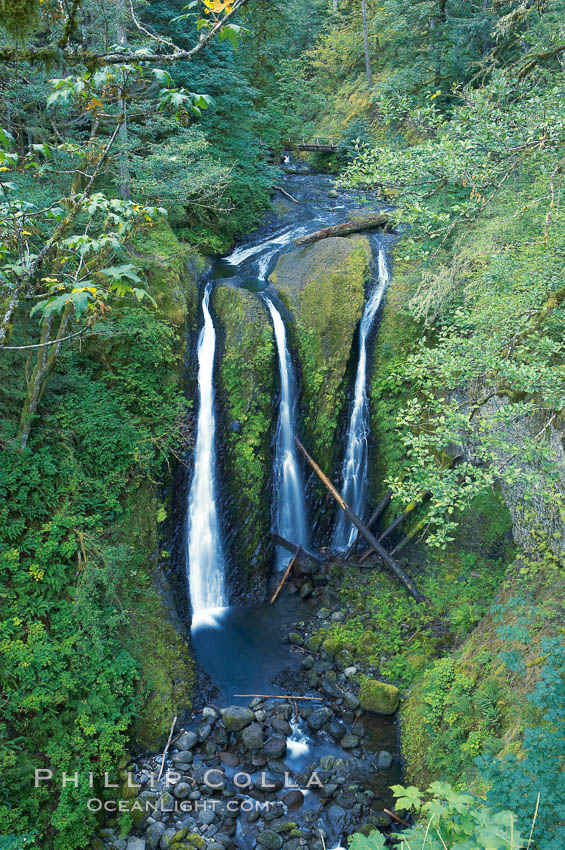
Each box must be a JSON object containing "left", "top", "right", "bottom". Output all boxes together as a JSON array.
[
  {"left": 123, "top": 222, "right": 200, "bottom": 749},
  {"left": 212, "top": 284, "right": 275, "bottom": 600},
  {"left": 131, "top": 221, "right": 202, "bottom": 336},
  {"left": 369, "top": 256, "right": 421, "bottom": 512},
  {"left": 364, "top": 249, "right": 563, "bottom": 813},
  {"left": 121, "top": 481, "right": 196, "bottom": 752},
  {"left": 401, "top": 552, "right": 564, "bottom": 793},
  {"left": 270, "top": 235, "right": 370, "bottom": 475}
]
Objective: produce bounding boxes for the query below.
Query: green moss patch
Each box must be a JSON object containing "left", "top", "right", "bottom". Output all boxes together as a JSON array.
[{"left": 130, "top": 221, "right": 202, "bottom": 329}]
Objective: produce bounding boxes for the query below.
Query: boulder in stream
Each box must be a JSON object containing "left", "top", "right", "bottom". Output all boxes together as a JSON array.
[
  {"left": 256, "top": 830, "right": 283, "bottom": 849},
  {"left": 241, "top": 722, "right": 265, "bottom": 750},
  {"left": 359, "top": 678, "right": 400, "bottom": 714},
  {"left": 221, "top": 705, "right": 255, "bottom": 732}
]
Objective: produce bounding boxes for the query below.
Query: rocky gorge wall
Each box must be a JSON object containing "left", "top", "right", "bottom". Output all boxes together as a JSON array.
[
  {"left": 269, "top": 235, "right": 372, "bottom": 534},
  {"left": 363, "top": 247, "right": 565, "bottom": 796},
  {"left": 212, "top": 285, "right": 275, "bottom": 601},
  {"left": 124, "top": 223, "right": 204, "bottom": 750},
  {"left": 207, "top": 234, "right": 375, "bottom": 596}
]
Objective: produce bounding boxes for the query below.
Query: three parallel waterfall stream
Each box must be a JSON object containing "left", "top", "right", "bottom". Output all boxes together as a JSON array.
[
  {"left": 186, "top": 281, "right": 227, "bottom": 623},
  {"left": 264, "top": 297, "right": 309, "bottom": 569},
  {"left": 333, "top": 246, "right": 391, "bottom": 551},
  {"left": 185, "top": 173, "right": 399, "bottom": 848}
]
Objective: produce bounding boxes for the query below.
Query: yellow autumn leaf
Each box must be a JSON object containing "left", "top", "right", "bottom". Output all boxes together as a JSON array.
[
  {"left": 72, "top": 286, "right": 97, "bottom": 295},
  {"left": 0, "top": 166, "right": 9, "bottom": 172},
  {"left": 22, "top": 230, "right": 32, "bottom": 235},
  {"left": 204, "top": 0, "right": 229, "bottom": 12},
  {"left": 41, "top": 277, "right": 58, "bottom": 283}
]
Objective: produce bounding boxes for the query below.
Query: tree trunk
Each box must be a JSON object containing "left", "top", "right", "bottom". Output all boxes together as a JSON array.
[
  {"left": 294, "top": 213, "right": 389, "bottom": 247},
  {"left": 361, "top": 0, "right": 373, "bottom": 88},
  {"left": 333, "top": 0, "right": 338, "bottom": 15},
  {"left": 295, "top": 439, "right": 428, "bottom": 603},
  {"left": 270, "top": 546, "right": 302, "bottom": 603},
  {"left": 17, "top": 304, "right": 73, "bottom": 451},
  {"left": 117, "top": 2, "right": 130, "bottom": 199}
]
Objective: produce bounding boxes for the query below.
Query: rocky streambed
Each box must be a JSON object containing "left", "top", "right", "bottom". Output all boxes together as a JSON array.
[{"left": 93, "top": 556, "right": 405, "bottom": 850}]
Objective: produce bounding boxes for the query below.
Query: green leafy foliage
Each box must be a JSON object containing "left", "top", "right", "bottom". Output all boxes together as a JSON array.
[
  {"left": 349, "top": 783, "right": 525, "bottom": 849},
  {"left": 323, "top": 492, "right": 512, "bottom": 688},
  {"left": 477, "top": 634, "right": 565, "bottom": 847},
  {"left": 0, "top": 295, "right": 189, "bottom": 847}
]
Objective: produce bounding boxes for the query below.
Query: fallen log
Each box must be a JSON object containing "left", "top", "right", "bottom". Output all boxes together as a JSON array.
[
  {"left": 233, "top": 693, "right": 322, "bottom": 701},
  {"left": 390, "top": 515, "right": 429, "bottom": 557},
  {"left": 359, "top": 453, "right": 463, "bottom": 562},
  {"left": 358, "top": 491, "right": 430, "bottom": 563},
  {"left": 271, "top": 533, "right": 327, "bottom": 563},
  {"left": 274, "top": 184, "right": 299, "bottom": 204},
  {"left": 344, "top": 488, "right": 392, "bottom": 559},
  {"left": 294, "top": 213, "right": 390, "bottom": 247},
  {"left": 270, "top": 546, "right": 302, "bottom": 604},
  {"left": 295, "top": 438, "right": 427, "bottom": 604},
  {"left": 157, "top": 715, "right": 177, "bottom": 781}
]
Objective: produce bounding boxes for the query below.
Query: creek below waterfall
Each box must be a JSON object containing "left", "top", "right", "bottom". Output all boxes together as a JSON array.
[{"left": 153, "top": 169, "right": 404, "bottom": 850}]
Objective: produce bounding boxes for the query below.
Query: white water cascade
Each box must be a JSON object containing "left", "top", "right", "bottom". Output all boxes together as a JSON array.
[
  {"left": 265, "top": 298, "right": 309, "bottom": 568},
  {"left": 186, "top": 281, "right": 227, "bottom": 621},
  {"left": 333, "top": 246, "right": 390, "bottom": 551},
  {"left": 287, "top": 718, "right": 310, "bottom": 761}
]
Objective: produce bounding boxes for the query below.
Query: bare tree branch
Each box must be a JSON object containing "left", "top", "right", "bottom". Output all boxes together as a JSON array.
[
  {"left": 0, "top": 0, "right": 251, "bottom": 67},
  {"left": 2, "top": 327, "right": 91, "bottom": 351}
]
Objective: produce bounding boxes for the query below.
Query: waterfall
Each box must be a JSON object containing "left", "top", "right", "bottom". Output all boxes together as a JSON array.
[
  {"left": 186, "top": 281, "right": 227, "bottom": 620},
  {"left": 264, "top": 298, "right": 309, "bottom": 568},
  {"left": 333, "top": 246, "right": 390, "bottom": 551}
]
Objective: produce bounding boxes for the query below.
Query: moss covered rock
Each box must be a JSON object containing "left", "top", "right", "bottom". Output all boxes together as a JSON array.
[
  {"left": 212, "top": 285, "right": 275, "bottom": 599},
  {"left": 131, "top": 221, "right": 202, "bottom": 331},
  {"left": 270, "top": 236, "right": 370, "bottom": 471},
  {"left": 122, "top": 481, "right": 196, "bottom": 751},
  {"left": 222, "top": 705, "right": 255, "bottom": 732},
  {"left": 368, "top": 254, "right": 421, "bottom": 513},
  {"left": 359, "top": 677, "right": 400, "bottom": 715},
  {"left": 321, "top": 637, "right": 345, "bottom": 659}
]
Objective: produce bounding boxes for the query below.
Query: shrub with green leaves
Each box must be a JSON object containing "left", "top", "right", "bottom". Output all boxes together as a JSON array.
[
  {"left": 349, "top": 782, "right": 525, "bottom": 850},
  {"left": 0, "top": 299, "right": 189, "bottom": 848}
]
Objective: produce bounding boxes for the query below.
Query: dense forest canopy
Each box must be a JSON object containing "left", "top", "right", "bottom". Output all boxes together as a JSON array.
[{"left": 0, "top": 1, "right": 564, "bottom": 848}]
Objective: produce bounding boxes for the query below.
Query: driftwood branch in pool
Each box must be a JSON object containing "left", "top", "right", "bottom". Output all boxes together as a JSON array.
[
  {"left": 293, "top": 212, "right": 390, "bottom": 246},
  {"left": 270, "top": 545, "right": 302, "bottom": 604},
  {"left": 274, "top": 185, "right": 299, "bottom": 204},
  {"left": 271, "top": 533, "right": 327, "bottom": 563},
  {"left": 294, "top": 438, "right": 428, "bottom": 604}
]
